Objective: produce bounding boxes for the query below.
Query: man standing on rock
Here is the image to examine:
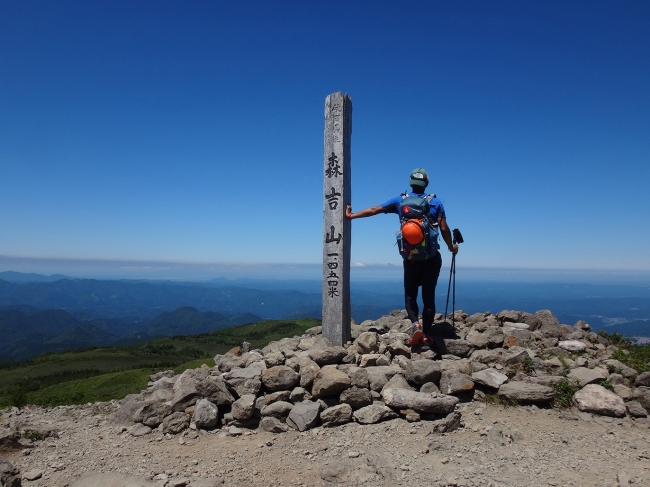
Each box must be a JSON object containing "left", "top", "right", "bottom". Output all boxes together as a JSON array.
[{"left": 346, "top": 168, "right": 458, "bottom": 348}]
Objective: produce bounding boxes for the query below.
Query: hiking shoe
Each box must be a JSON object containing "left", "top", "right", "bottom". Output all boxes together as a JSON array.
[
  {"left": 420, "top": 335, "right": 433, "bottom": 352},
  {"left": 409, "top": 323, "right": 423, "bottom": 346}
]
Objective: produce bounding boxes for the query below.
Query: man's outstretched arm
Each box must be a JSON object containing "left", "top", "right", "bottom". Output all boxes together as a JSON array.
[{"left": 346, "top": 204, "right": 383, "bottom": 220}]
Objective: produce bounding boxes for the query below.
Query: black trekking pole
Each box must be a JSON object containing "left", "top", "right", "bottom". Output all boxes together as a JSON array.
[{"left": 444, "top": 229, "right": 464, "bottom": 323}]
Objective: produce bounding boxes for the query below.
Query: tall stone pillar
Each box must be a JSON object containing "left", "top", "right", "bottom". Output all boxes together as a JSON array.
[{"left": 322, "top": 92, "right": 352, "bottom": 346}]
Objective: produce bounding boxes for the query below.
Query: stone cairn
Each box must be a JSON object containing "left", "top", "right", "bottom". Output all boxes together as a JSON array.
[{"left": 119, "top": 309, "right": 650, "bottom": 438}]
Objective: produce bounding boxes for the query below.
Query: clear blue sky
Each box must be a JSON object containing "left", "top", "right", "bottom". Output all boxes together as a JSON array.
[{"left": 1, "top": 1, "right": 649, "bottom": 277}]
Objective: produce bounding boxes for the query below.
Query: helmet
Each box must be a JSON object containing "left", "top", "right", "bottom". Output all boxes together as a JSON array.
[{"left": 402, "top": 220, "right": 424, "bottom": 245}]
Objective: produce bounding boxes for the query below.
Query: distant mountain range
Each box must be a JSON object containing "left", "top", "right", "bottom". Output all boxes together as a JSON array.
[{"left": 0, "top": 306, "right": 262, "bottom": 362}]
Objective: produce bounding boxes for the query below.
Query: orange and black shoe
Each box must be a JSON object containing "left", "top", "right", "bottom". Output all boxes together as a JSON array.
[
  {"left": 409, "top": 323, "right": 423, "bottom": 346},
  {"left": 420, "top": 335, "right": 434, "bottom": 352}
]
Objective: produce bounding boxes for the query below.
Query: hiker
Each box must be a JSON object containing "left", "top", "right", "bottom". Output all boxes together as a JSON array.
[{"left": 346, "top": 168, "right": 458, "bottom": 348}]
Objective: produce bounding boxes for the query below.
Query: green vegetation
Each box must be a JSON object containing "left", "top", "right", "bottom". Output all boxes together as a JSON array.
[
  {"left": 599, "top": 330, "right": 650, "bottom": 373},
  {"left": 0, "top": 318, "right": 320, "bottom": 409},
  {"left": 552, "top": 377, "right": 581, "bottom": 408},
  {"left": 482, "top": 393, "right": 519, "bottom": 407}
]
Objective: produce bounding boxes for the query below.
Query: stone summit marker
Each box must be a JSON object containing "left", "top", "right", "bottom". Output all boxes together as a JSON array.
[{"left": 322, "top": 92, "right": 352, "bottom": 346}]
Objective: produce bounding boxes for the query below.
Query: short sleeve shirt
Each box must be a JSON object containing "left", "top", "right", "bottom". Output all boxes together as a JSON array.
[{"left": 381, "top": 192, "right": 446, "bottom": 220}]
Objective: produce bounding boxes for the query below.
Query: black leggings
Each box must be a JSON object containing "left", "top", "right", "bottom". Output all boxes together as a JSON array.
[{"left": 403, "top": 252, "right": 442, "bottom": 335}]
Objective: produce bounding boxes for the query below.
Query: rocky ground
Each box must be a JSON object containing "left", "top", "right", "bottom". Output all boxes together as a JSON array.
[{"left": 2, "top": 308, "right": 650, "bottom": 487}]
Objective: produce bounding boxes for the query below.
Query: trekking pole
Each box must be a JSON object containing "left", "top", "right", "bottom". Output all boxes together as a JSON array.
[{"left": 443, "top": 229, "right": 464, "bottom": 322}]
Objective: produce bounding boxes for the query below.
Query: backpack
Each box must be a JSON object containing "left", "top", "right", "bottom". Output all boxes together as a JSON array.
[{"left": 396, "top": 193, "right": 440, "bottom": 261}]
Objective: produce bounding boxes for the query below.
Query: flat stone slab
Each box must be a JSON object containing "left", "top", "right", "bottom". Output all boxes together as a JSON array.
[
  {"left": 567, "top": 367, "right": 608, "bottom": 386},
  {"left": 381, "top": 388, "right": 459, "bottom": 414},
  {"left": 471, "top": 369, "right": 509, "bottom": 389},
  {"left": 353, "top": 404, "right": 398, "bottom": 424},
  {"left": 573, "top": 384, "right": 626, "bottom": 417},
  {"left": 558, "top": 340, "right": 587, "bottom": 352},
  {"left": 498, "top": 382, "right": 554, "bottom": 402}
]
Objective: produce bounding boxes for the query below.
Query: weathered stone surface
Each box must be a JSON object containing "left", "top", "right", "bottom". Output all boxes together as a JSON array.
[
  {"left": 359, "top": 354, "right": 381, "bottom": 367},
  {"left": 498, "top": 382, "right": 554, "bottom": 402},
  {"left": 127, "top": 423, "right": 152, "bottom": 437},
  {"left": 604, "top": 360, "right": 638, "bottom": 379},
  {"left": 469, "top": 349, "right": 502, "bottom": 364},
  {"left": 466, "top": 329, "right": 489, "bottom": 349},
  {"left": 558, "top": 340, "right": 587, "bottom": 352},
  {"left": 535, "top": 309, "right": 560, "bottom": 327},
  {"left": 439, "top": 371, "right": 474, "bottom": 395},
  {"left": 634, "top": 371, "right": 650, "bottom": 387},
  {"left": 263, "top": 351, "right": 285, "bottom": 367},
  {"left": 308, "top": 346, "right": 348, "bottom": 366},
  {"left": 260, "top": 401, "right": 293, "bottom": 418},
  {"left": 320, "top": 403, "right": 353, "bottom": 427},
  {"left": 497, "top": 310, "right": 521, "bottom": 323},
  {"left": 227, "top": 377, "right": 262, "bottom": 397},
  {"left": 405, "top": 360, "right": 441, "bottom": 386},
  {"left": 387, "top": 341, "right": 411, "bottom": 357},
  {"left": 420, "top": 382, "right": 440, "bottom": 394},
  {"left": 567, "top": 367, "right": 608, "bottom": 386},
  {"left": 443, "top": 339, "right": 474, "bottom": 358},
  {"left": 259, "top": 416, "right": 290, "bottom": 433},
  {"left": 70, "top": 473, "right": 158, "bottom": 487},
  {"left": 312, "top": 367, "right": 351, "bottom": 398},
  {"left": 503, "top": 336, "right": 522, "bottom": 348},
  {"left": 631, "top": 387, "right": 650, "bottom": 409},
  {"left": 381, "top": 388, "right": 459, "bottom": 414},
  {"left": 299, "top": 360, "right": 320, "bottom": 388},
  {"left": 381, "top": 374, "right": 414, "bottom": 392},
  {"left": 231, "top": 394, "right": 256, "bottom": 421},
  {"left": 339, "top": 386, "right": 373, "bottom": 410},
  {"left": 289, "top": 387, "right": 310, "bottom": 403},
  {"left": 0, "top": 458, "right": 21, "bottom": 487},
  {"left": 366, "top": 366, "right": 399, "bottom": 391},
  {"left": 196, "top": 378, "right": 235, "bottom": 406},
  {"left": 503, "top": 348, "right": 529, "bottom": 366},
  {"left": 353, "top": 404, "right": 399, "bottom": 424},
  {"left": 192, "top": 398, "right": 219, "bottom": 428},
  {"left": 573, "top": 384, "right": 626, "bottom": 417},
  {"left": 161, "top": 412, "right": 191, "bottom": 434},
  {"left": 626, "top": 401, "right": 648, "bottom": 418},
  {"left": 431, "top": 411, "right": 462, "bottom": 434},
  {"left": 347, "top": 367, "right": 369, "bottom": 388},
  {"left": 225, "top": 362, "right": 264, "bottom": 380},
  {"left": 354, "top": 332, "right": 380, "bottom": 354},
  {"left": 287, "top": 401, "right": 321, "bottom": 431},
  {"left": 170, "top": 376, "right": 200, "bottom": 412},
  {"left": 471, "top": 369, "right": 508, "bottom": 389},
  {"left": 484, "top": 327, "right": 505, "bottom": 347},
  {"left": 261, "top": 365, "right": 300, "bottom": 392},
  {"left": 133, "top": 402, "right": 171, "bottom": 427}
]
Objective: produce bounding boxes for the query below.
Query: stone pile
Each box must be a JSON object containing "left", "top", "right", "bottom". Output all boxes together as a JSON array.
[{"left": 116, "top": 309, "right": 649, "bottom": 438}]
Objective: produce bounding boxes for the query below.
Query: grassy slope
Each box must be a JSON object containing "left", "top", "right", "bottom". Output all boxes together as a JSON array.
[{"left": 0, "top": 318, "right": 320, "bottom": 408}]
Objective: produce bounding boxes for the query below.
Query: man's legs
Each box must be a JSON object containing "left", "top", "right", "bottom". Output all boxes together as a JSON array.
[
  {"left": 421, "top": 252, "right": 442, "bottom": 336},
  {"left": 403, "top": 259, "right": 420, "bottom": 325}
]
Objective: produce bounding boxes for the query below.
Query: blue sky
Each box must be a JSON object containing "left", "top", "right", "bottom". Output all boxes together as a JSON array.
[{"left": 1, "top": 1, "right": 649, "bottom": 278}]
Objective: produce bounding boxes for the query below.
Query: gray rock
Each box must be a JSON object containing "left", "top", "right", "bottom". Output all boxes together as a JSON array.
[
  {"left": 626, "top": 401, "right": 648, "bottom": 418},
  {"left": 387, "top": 340, "right": 411, "bottom": 357},
  {"left": 355, "top": 332, "right": 380, "bottom": 354},
  {"left": 308, "top": 346, "right": 348, "bottom": 366},
  {"left": 465, "top": 329, "right": 489, "bottom": 348},
  {"left": 471, "top": 369, "right": 508, "bottom": 389},
  {"left": 320, "top": 403, "right": 353, "bottom": 427},
  {"left": 381, "top": 388, "right": 459, "bottom": 414},
  {"left": 634, "top": 371, "right": 650, "bottom": 387},
  {"left": 299, "top": 360, "right": 321, "bottom": 388},
  {"left": 193, "top": 399, "right": 219, "bottom": 428},
  {"left": 497, "top": 310, "right": 521, "bottom": 323},
  {"left": 0, "top": 458, "right": 20, "bottom": 487},
  {"left": 443, "top": 339, "right": 474, "bottom": 358},
  {"left": 381, "top": 373, "right": 414, "bottom": 392},
  {"left": 604, "top": 360, "right": 638, "bottom": 380},
  {"left": 196, "top": 378, "right": 235, "bottom": 406},
  {"left": 260, "top": 401, "right": 293, "bottom": 418},
  {"left": 261, "top": 365, "right": 300, "bottom": 392},
  {"left": 420, "top": 382, "right": 440, "bottom": 394},
  {"left": 259, "top": 416, "right": 290, "bottom": 433},
  {"left": 339, "top": 386, "right": 373, "bottom": 410},
  {"left": 170, "top": 376, "right": 200, "bottom": 412},
  {"left": 255, "top": 390, "right": 291, "bottom": 409},
  {"left": 312, "top": 367, "right": 351, "bottom": 398},
  {"left": 263, "top": 351, "right": 285, "bottom": 367},
  {"left": 631, "top": 387, "right": 650, "bottom": 410},
  {"left": 227, "top": 377, "right": 262, "bottom": 397},
  {"left": 503, "top": 348, "right": 529, "bottom": 366},
  {"left": 567, "top": 367, "right": 608, "bottom": 386},
  {"left": 484, "top": 327, "right": 505, "bottom": 347},
  {"left": 225, "top": 362, "right": 265, "bottom": 380},
  {"left": 431, "top": 411, "right": 462, "bottom": 434},
  {"left": 439, "top": 371, "right": 474, "bottom": 395},
  {"left": 573, "top": 384, "right": 626, "bottom": 417},
  {"left": 498, "top": 382, "right": 554, "bottom": 402},
  {"left": 353, "top": 404, "right": 399, "bottom": 424},
  {"left": 133, "top": 402, "right": 171, "bottom": 427},
  {"left": 558, "top": 340, "right": 587, "bottom": 352},
  {"left": 287, "top": 401, "right": 321, "bottom": 431},
  {"left": 535, "top": 309, "right": 560, "bottom": 327},
  {"left": 127, "top": 424, "right": 152, "bottom": 437},
  {"left": 347, "top": 367, "right": 369, "bottom": 388},
  {"left": 366, "top": 366, "right": 399, "bottom": 391},
  {"left": 289, "top": 387, "right": 310, "bottom": 403},
  {"left": 405, "top": 360, "right": 441, "bottom": 386},
  {"left": 161, "top": 412, "right": 190, "bottom": 434},
  {"left": 231, "top": 394, "right": 256, "bottom": 421},
  {"left": 469, "top": 349, "right": 502, "bottom": 364}
]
